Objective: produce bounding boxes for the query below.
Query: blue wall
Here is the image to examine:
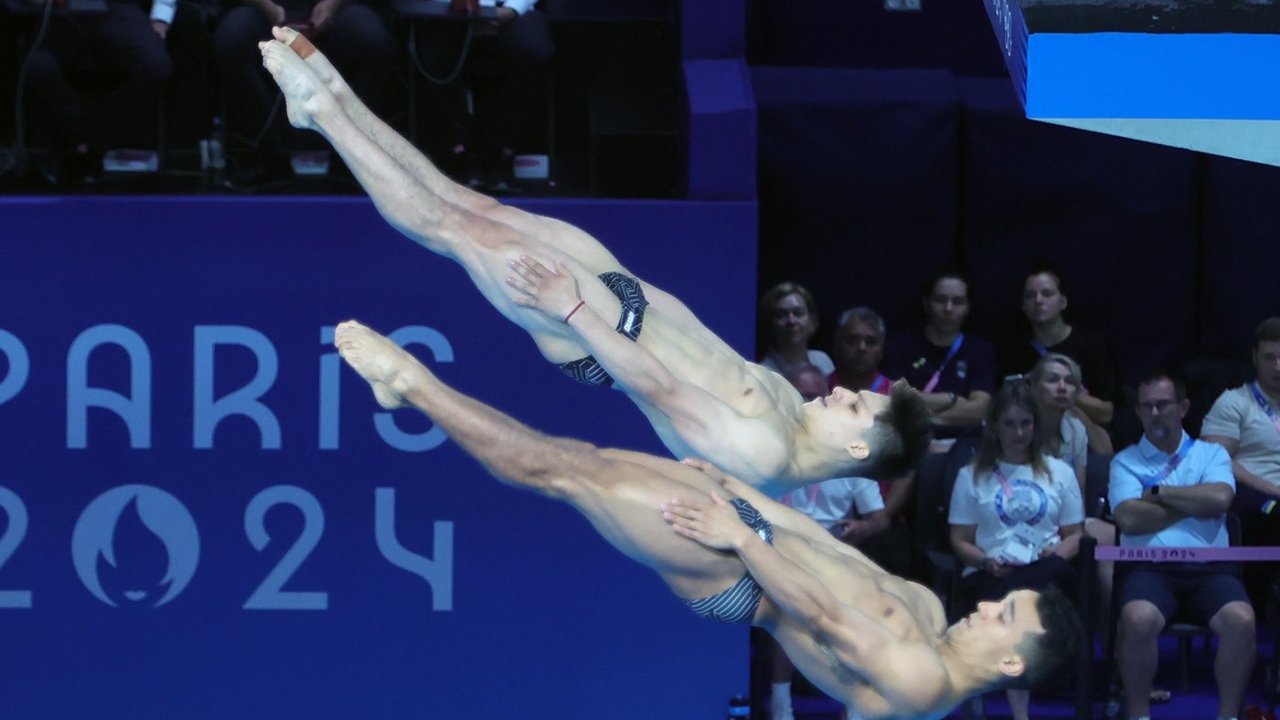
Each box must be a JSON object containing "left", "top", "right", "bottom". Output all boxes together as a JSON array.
[{"left": 0, "top": 195, "right": 757, "bottom": 720}]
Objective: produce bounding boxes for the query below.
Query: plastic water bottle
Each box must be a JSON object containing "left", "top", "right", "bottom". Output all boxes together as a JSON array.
[
  {"left": 727, "top": 695, "right": 750, "bottom": 719},
  {"left": 208, "top": 115, "right": 227, "bottom": 186}
]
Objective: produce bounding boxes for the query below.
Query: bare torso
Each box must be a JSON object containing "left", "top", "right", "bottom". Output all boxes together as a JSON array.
[
  {"left": 387, "top": 196, "right": 812, "bottom": 484},
  {"left": 485, "top": 225, "right": 810, "bottom": 482},
  {"left": 762, "top": 531, "right": 952, "bottom": 720},
  {"left": 628, "top": 311, "right": 804, "bottom": 455}
]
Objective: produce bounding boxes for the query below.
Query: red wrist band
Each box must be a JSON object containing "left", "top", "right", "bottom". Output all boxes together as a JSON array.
[{"left": 564, "top": 301, "right": 586, "bottom": 323}]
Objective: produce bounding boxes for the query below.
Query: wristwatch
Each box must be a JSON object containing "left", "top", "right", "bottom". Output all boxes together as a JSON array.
[{"left": 1150, "top": 484, "right": 1161, "bottom": 499}]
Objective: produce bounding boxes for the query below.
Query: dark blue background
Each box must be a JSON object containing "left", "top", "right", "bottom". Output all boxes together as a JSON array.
[{"left": 0, "top": 195, "right": 758, "bottom": 719}]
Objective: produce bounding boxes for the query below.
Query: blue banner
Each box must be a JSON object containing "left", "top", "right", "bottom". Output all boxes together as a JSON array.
[{"left": 0, "top": 195, "right": 758, "bottom": 720}]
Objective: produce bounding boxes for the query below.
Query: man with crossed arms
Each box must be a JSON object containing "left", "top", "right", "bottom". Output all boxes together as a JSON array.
[{"left": 1110, "top": 370, "right": 1255, "bottom": 720}]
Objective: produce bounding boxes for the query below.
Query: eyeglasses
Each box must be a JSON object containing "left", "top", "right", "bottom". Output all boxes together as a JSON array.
[{"left": 1135, "top": 399, "right": 1179, "bottom": 414}]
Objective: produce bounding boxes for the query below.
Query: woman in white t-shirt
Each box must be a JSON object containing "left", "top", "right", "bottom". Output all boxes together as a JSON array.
[{"left": 949, "top": 381, "right": 1085, "bottom": 720}]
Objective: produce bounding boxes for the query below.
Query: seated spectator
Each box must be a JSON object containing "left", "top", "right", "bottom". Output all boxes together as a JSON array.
[
  {"left": 829, "top": 306, "right": 913, "bottom": 577},
  {"left": 17, "top": 0, "right": 174, "bottom": 184},
  {"left": 1028, "top": 353, "right": 1113, "bottom": 485},
  {"left": 1028, "top": 353, "right": 1121, "bottom": 653},
  {"left": 1110, "top": 370, "right": 1254, "bottom": 720},
  {"left": 884, "top": 269, "right": 995, "bottom": 450},
  {"left": 828, "top": 306, "right": 892, "bottom": 394},
  {"left": 412, "top": 0, "right": 553, "bottom": 190},
  {"left": 1201, "top": 317, "right": 1280, "bottom": 613},
  {"left": 1202, "top": 317, "right": 1280, "bottom": 539},
  {"left": 213, "top": 0, "right": 398, "bottom": 190},
  {"left": 766, "top": 364, "right": 891, "bottom": 720},
  {"left": 998, "top": 264, "right": 1118, "bottom": 428},
  {"left": 757, "top": 282, "right": 834, "bottom": 379},
  {"left": 948, "top": 380, "right": 1084, "bottom": 720}
]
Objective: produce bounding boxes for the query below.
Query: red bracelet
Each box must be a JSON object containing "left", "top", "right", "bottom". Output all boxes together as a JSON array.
[{"left": 564, "top": 301, "right": 586, "bottom": 323}]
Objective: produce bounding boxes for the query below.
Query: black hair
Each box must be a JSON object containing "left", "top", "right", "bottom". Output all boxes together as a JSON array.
[
  {"left": 1008, "top": 586, "right": 1087, "bottom": 691},
  {"left": 922, "top": 267, "right": 971, "bottom": 301},
  {"left": 1255, "top": 317, "right": 1280, "bottom": 349},
  {"left": 1024, "top": 262, "right": 1067, "bottom": 298},
  {"left": 861, "top": 381, "right": 933, "bottom": 480}
]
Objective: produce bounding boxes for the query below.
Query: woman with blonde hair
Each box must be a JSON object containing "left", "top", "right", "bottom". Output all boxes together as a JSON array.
[
  {"left": 757, "top": 282, "right": 834, "bottom": 379},
  {"left": 1026, "top": 352, "right": 1112, "bottom": 489}
]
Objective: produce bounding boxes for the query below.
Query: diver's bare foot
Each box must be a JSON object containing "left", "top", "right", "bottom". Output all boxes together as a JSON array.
[
  {"left": 334, "top": 320, "right": 421, "bottom": 410},
  {"left": 259, "top": 39, "right": 336, "bottom": 131},
  {"left": 271, "top": 26, "right": 352, "bottom": 106}
]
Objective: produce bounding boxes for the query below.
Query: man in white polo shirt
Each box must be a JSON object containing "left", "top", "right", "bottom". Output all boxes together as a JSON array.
[{"left": 1110, "top": 370, "right": 1255, "bottom": 720}]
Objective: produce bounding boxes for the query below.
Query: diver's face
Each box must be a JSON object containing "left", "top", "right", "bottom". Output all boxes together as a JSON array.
[
  {"left": 802, "top": 386, "right": 889, "bottom": 458},
  {"left": 951, "top": 588, "right": 1045, "bottom": 658}
]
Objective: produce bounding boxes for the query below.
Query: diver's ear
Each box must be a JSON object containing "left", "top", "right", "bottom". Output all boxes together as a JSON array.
[
  {"left": 846, "top": 441, "right": 870, "bottom": 461},
  {"left": 997, "top": 655, "right": 1026, "bottom": 680}
]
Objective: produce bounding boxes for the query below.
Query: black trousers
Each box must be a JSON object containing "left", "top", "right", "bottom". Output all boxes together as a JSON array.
[
  {"left": 955, "top": 554, "right": 1077, "bottom": 621},
  {"left": 413, "top": 10, "right": 553, "bottom": 157},
  {"left": 211, "top": 2, "right": 398, "bottom": 157},
  {"left": 21, "top": 1, "right": 173, "bottom": 149}
]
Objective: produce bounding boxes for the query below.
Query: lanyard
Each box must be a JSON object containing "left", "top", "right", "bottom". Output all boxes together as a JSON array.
[
  {"left": 869, "top": 374, "right": 891, "bottom": 394},
  {"left": 1249, "top": 383, "right": 1280, "bottom": 438},
  {"left": 1144, "top": 435, "right": 1194, "bottom": 488},
  {"left": 922, "top": 333, "right": 964, "bottom": 393},
  {"left": 992, "top": 465, "right": 1016, "bottom": 498}
]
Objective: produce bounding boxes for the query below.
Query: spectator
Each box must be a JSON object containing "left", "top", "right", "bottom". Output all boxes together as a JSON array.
[
  {"left": 1202, "top": 317, "right": 1280, "bottom": 539},
  {"left": 828, "top": 306, "right": 892, "bottom": 394},
  {"left": 766, "top": 364, "right": 890, "bottom": 720},
  {"left": 1201, "top": 316, "right": 1280, "bottom": 616},
  {"left": 1110, "top": 370, "right": 1254, "bottom": 720},
  {"left": 1028, "top": 353, "right": 1112, "bottom": 486},
  {"left": 948, "top": 380, "right": 1084, "bottom": 720},
  {"left": 757, "top": 282, "right": 834, "bottom": 379},
  {"left": 17, "top": 0, "right": 174, "bottom": 184},
  {"left": 412, "top": 0, "right": 553, "bottom": 190},
  {"left": 998, "top": 265, "right": 1118, "bottom": 427},
  {"left": 213, "top": 0, "right": 398, "bottom": 190},
  {"left": 883, "top": 269, "right": 996, "bottom": 450},
  {"left": 1028, "top": 353, "right": 1121, "bottom": 657}
]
